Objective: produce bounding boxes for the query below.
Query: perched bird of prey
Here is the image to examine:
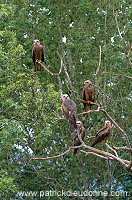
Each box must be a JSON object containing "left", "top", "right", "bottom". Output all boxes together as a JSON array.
[
  {"left": 32, "top": 39, "right": 44, "bottom": 71},
  {"left": 82, "top": 80, "right": 94, "bottom": 116},
  {"left": 91, "top": 120, "right": 112, "bottom": 147},
  {"left": 73, "top": 121, "right": 85, "bottom": 155},
  {"left": 61, "top": 94, "right": 77, "bottom": 131}
]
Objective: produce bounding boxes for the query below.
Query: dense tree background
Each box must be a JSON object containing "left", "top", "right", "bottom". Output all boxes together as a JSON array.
[{"left": 0, "top": 0, "right": 132, "bottom": 199}]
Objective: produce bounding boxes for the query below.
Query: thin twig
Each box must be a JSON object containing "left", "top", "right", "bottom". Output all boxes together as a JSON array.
[
  {"left": 28, "top": 145, "right": 84, "bottom": 162},
  {"left": 103, "top": 72, "right": 132, "bottom": 79},
  {"left": 114, "top": 12, "right": 127, "bottom": 46},
  {"left": 78, "top": 98, "right": 99, "bottom": 106},
  {"left": 28, "top": 144, "right": 131, "bottom": 172},
  {"left": 114, "top": 12, "right": 132, "bottom": 66},
  {"left": 80, "top": 150, "right": 113, "bottom": 160},
  {"left": 95, "top": 45, "right": 102, "bottom": 76},
  {"left": 94, "top": 85, "right": 112, "bottom": 101},
  {"left": 53, "top": 110, "right": 66, "bottom": 120},
  {"left": 105, "top": 143, "right": 119, "bottom": 158},
  {"left": 37, "top": 52, "right": 63, "bottom": 76},
  {"left": 113, "top": 146, "right": 132, "bottom": 151},
  {"left": 84, "top": 136, "right": 95, "bottom": 141},
  {"left": 94, "top": 46, "right": 102, "bottom": 97},
  {"left": 83, "top": 144, "right": 131, "bottom": 171},
  {"left": 78, "top": 107, "right": 101, "bottom": 116},
  {"left": 56, "top": 51, "right": 64, "bottom": 75},
  {"left": 37, "top": 61, "right": 54, "bottom": 75}
]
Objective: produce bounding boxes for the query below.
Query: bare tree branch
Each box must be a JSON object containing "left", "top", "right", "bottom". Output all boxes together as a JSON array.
[
  {"left": 114, "top": 12, "right": 132, "bottom": 66},
  {"left": 28, "top": 143, "right": 131, "bottom": 172},
  {"left": 57, "top": 75, "right": 63, "bottom": 96},
  {"left": 80, "top": 150, "right": 113, "bottom": 160},
  {"left": 78, "top": 105, "right": 102, "bottom": 116},
  {"left": 113, "top": 146, "right": 132, "bottom": 151},
  {"left": 95, "top": 45, "right": 102, "bottom": 76},
  {"left": 37, "top": 51, "right": 63, "bottom": 76},
  {"left": 94, "top": 85, "right": 112, "bottom": 101},
  {"left": 84, "top": 136, "right": 95, "bottom": 141},
  {"left": 28, "top": 145, "right": 84, "bottom": 162},
  {"left": 102, "top": 71, "right": 132, "bottom": 79},
  {"left": 56, "top": 51, "right": 64, "bottom": 75},
  {"left": 53, "top": 110, "right": 66, "bottom": 120},
  {"left": 125, "top": 153, "right": 132, "bottom": 172},
  {"left": 78, "top": 98, "right": 99, "bottom": 106},
  {"left": 113, "top": 12, "right": 127, "bottom": 46},
  {"left": 37, "top": 61, "right": 54, "bottom": 76},
  {"left": 63, "top": 64, "right": 74, "bottom": 92},
  {"left": 105, "top": 143, "right": 119, "bottom": 158},
  {"left": 95, "top": 46, "right": 102, "bottom": 96},
  {"left": 83, "top": 144, "right": 131, "bottom": 171},
  {"left": 126, "top": 46, "right": 132, "bottom": 66}
]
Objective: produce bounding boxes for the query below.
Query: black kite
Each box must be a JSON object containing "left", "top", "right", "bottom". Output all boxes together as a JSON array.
[
  {"left": 61, "top": 94, "right": 77, "bottom": 131},
  {"left": 91, "top": 120, "right": 112, "bottom": 147},
  {"left": 32, "top": 39, "right": 44, "bottom": 72},
  {"left": 82, "top": 80, "right": 94, "bottom": 116},
  {"left": 73, "top": 121, "right": 85, "bottom": 155}
]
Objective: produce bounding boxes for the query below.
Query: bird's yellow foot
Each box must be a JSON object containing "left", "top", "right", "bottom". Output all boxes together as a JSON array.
[{"left": 87, "top": 101, "right": 92, "bottom": 104}]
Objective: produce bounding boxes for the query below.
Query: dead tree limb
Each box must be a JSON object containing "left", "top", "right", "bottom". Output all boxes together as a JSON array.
[
  {"left": 37, "top": 61, "right": 54, "bottom": 76},
  {"left": 84, "top": 136, "right": 95, "bottom": 141},
  {"left": 113, "top": 12, "right": 127, "bottom": 46},
  {"left": 94, "top": 85, "right": 112, "bottom": 101},
  {"left": 105, "top": 143, "right": 119, "bottom": 158},
  {"left": 80, "top": 150, "right": 113, "bottom": 160},
  {"left": 83, "top": 144, "right": 131, "bottom": 172},
  {"left": 28, "top": 143, "right": 131, "bottom": 172},
  {"left": 95, "top": 45, "right": 102, "bottom": 96},
  {"left": 95, "top": 45, "right": 102, "bottom": 77},
  {"left": 126, "top": 46, "right": 132, "bottom": 66},
  {"left": 113, "top": 146, "right": 132, "bottom": 151},
  {"left": 102, "top": 72, "right": 132, "bottom": 79},
  {"left": 28, "top": 145, "right": 84, "bottom": 162},
  {"left": 114, "top": 12, "right": 132, "bottom": 66},
  {"left": 37, "top": 52, "right": 63, "bottom": 76},
  {"left": 78, "top": 98, "right": 99, "bottom": 106}
]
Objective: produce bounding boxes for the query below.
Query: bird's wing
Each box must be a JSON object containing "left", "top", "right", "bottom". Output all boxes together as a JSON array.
[
  {"left": 63, "top": 99, "right": 76, "bottom": 112},
  {"left": 41, "top": 45, "right": 44, "bottom": 62},
  {"left": 62, "top": 102, "right": 69, "bottom": 118},
  {"left": 96, "top": 126, "right": 108, "bottom": 136},
  {"left": 82, "top": 87, "right": 86, "bottom": 101},
  {"left": 32, "top": 47, "right": 36, "bottom": 65},
  {"left": 81, "top": 127, "right": 86, "bottom": 139}
]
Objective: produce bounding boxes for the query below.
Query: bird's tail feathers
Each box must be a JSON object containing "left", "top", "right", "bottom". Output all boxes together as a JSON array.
[
  {"left": 74, "top": 148, "right": 80, "bottom": 155},
  {"left": 35, "top": 63, "right": 41, "bottom": 71},
  {"left": 69, "top": 113, "right": 77, "bottom": 130},
  {"left": 91, "top": 142, "right": 96, "bottom": 147},
  {"left": 85, "top": 104, "right": 91, "bottom": 116},
  {"left": 69, "top": 121, "right": 77, "bottom": 131}
]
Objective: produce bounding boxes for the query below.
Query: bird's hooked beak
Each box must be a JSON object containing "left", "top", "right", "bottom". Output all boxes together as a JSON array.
[
  {"left": 34, "top": 40, "right": 40, "bottom": 44},
  {"left": 61, "top": 94, "right": 69, "bottom": 100},
  {"left": 105, "top": 120, "right": 111, "bottom": 125},
  {"left": 84, "top": 80, "right": 92, "bottom": 86}
]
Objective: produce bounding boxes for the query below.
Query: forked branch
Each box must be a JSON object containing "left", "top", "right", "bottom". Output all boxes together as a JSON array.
[{"left": 28, "top": 143, "right": 132, "bottom": 172}]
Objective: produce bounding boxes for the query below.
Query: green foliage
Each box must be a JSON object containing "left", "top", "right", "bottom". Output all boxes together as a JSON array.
[{"left": 0, "top": 170, "right": 17, "bottom": 198}]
